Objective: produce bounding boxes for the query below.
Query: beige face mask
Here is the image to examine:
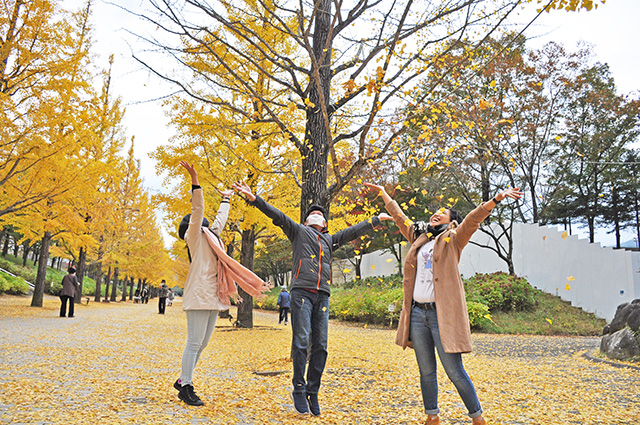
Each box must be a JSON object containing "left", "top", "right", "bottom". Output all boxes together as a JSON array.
[{"left": 306, "top": 214, "right": 325, "bottom": 228}]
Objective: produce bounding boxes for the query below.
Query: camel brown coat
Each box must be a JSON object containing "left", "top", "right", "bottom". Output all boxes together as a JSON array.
[{"left": 385, "top": 200, "right": 491, "bottom": 353}]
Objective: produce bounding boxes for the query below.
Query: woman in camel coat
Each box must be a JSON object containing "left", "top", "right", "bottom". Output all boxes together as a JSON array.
[{"left": 365, "top": 182, "right": 522, "bottom": 425}]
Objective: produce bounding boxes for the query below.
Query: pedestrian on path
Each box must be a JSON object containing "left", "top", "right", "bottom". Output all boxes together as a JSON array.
[
  {"left": 364, "top": 182, "right": 523, "bottom": 425},
  {"left": 233, "top": 180, "right": 392, "bottom": 417},
  {"left": 168, "top": 289, "right": 174, "bottom": 307},
  {"left": 59, "top": 266, "right": 79, "bottom": 318},
  {"left": 158, "top": 280, "right": 169, "bottom": 314},
  {"left": 175, "top": 161, "right": 269, "bottom": 408},
  {"left": 277, "top": 287, "right": 290, "bottom": 325}
]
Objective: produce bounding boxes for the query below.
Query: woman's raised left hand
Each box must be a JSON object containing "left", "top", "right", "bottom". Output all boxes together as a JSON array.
[{"left": 496, "top": 188, "right": 524, "bottom": 202}]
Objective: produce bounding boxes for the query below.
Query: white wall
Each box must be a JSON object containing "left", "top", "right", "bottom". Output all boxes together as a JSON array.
[{"left": 330, "top": 223, "right": 640, "bottom": 322}]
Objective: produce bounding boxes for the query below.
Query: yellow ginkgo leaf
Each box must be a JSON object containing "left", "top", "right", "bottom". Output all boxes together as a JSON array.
[
  {"left": 341, "top": 309, "right": 349, "bottom": 314},
  {"left": 444, "top": 237, "right": 451, "bottom": 243},
  {"left": 565, "top": 284, "right": 571, "bottom": 291},
  {"left": 371, "top": 264, "right": 376, "bottom": 270},
  {"left": 343, "top": 268, "right": 351, "bottom": 273},
  {"left": 545, "top": 318, "right": 553, "bottom": 325},
  {"left": 562, "top": 231, "right": 568, "bottom": 240},
  {"left": 322, "top": 306, "right": 327, "bottom": 312},
  {"left": 567, "top": 276, "right": 575, "bottom": 281},
  {"left": 386, "top": 259, "right": 393, "bottom": 263}
]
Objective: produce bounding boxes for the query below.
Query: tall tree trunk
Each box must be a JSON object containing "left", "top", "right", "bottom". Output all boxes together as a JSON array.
[
  {"left": 128, "top": 276, "right": 134, "bottom": 301},
  {"left": 120, "top": 274, "right": 128, "bottom": 301},
  {"left": 22, "top": 242, "right": 30, "bottom": 266},
  {"left": 300, "top": 0, "right": 332, "bottom": 217},
  {"left": 74, "top": 247, "right": 86, "bottom": 304},
  {"left": 94, "top": 263, "right": 103, "bottom": 303},
  {"left": 237, "top": 227, "right": 256, "bottom": 328},
  {"left": 12, "top": 239, "right": 19, "bottom": 256},
  {"left": 30, "top": 232, "right": 52, "bottom": 307},
  {"left": 612, "top": 187, "right": 621, "bottom": 248},
  {"left": 588, "top": 215, "right": 595, "bottom": 243},
  {"left": 103, "top": 266, "right": 112, "bottom": 302},
  {"left": 1, "top": 234, "right": 9, "bottom": 257},
  {"left": 111, "top": 267, "right": 119, "bottom": 301}
]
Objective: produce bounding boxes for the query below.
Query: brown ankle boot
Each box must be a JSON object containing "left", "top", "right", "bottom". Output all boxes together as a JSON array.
[
  {"left": 472, "top": 418, "right": 486, "bottom": 425},
  {"left": 425, "top": 417, "right": 440, "bottom": 425}
]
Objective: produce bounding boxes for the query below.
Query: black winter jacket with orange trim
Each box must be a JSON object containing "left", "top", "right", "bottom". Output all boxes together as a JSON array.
[{"left": 251, "top": 196, "right": 381, "bottom": 295}]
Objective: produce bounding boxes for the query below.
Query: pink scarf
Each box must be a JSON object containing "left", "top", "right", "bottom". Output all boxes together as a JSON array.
[{"left": 203, "top": 228, "right": 270, "bottom": 306}]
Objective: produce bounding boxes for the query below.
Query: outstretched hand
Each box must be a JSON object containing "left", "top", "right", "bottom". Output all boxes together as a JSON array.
[
  {"left": 232, "top": 181, "right": 256, "bottom": 202},
  {"left": 217, "top": 188, "right": 234, "bottom": 199},
  {"left": 496, "top": 187, "right": 524, "bottom": 202},
  {"left": 378, "top": 213, "right": 393, "bottom": 221},
  {"left": 180, "top": 160, "right": 199, "bottom": 185},
  {"left": 363, "top": 182, "right": 385, "bottom": 193}
]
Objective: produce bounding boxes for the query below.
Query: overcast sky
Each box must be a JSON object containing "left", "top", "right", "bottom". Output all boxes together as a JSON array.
[{"left": 83, "top": 0, "right": 639, "bottom": 246}]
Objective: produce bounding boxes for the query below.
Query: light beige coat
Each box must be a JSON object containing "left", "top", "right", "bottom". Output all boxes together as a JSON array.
[
  {"left": 182, "top": 188, "right": 230, "bottom": 311},
  {"left": 385, "top": 200, "right": 491, "bottom": 353}
]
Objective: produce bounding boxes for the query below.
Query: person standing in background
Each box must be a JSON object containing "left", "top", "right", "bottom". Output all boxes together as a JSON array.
[
  {"left": 158, "top": 280, "right": 169, "bottom": 314},
  {"left": 277, "top": 287, "right": 291, "bottom": 325},
  {"left": 59, "top": 267, "right": 79, "bottom": 318}
]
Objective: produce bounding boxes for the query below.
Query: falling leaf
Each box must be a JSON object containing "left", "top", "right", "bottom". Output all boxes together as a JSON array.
[
  {"left": 386, "top": 259, "right": 393, "bottom": 263},
  {"left": 322, "top": 306, "right": 327, "bottom": 312},
  {"left": 565, "top": 284, "right": 571, "bottom": 291},
  {"left": 444, "top": 237, "right": 450, "bottom": 243},
  {"left": 562, "top": 231, "right": 568, "bottom": 240},
  {"left": 371, "top": 264, "right": 376, "bottom": 270},
  {"left": 546, "top": 318, "right": 553, "bottom": 324},
  {"left": 567, "top": 276, "right": 575, "bottom": 281},
  {"left": 343, "top": 268, "right": 351, "bottom": 273}
]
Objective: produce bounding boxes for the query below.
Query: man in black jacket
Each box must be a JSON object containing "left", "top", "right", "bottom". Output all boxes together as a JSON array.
[{"left": 234, "top": 181, "right": 391, "bottom": 416}]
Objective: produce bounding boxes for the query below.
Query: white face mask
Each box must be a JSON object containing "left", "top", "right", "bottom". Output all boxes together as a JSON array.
[{"left": 306, "top": 214, "right": 325, "bottom": 228}]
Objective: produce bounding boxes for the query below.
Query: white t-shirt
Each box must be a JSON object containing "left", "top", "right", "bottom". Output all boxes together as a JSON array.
[{"left": 413, "top": 239, "right": 436, "bottom": 303}]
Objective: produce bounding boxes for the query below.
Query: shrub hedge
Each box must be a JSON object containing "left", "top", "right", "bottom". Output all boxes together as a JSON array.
[
  {"left": 0, "top": 272, "right": 30, "bottom": 295},
  {"left": 464, "top": 271, "right": 536, "bottom": 312}
]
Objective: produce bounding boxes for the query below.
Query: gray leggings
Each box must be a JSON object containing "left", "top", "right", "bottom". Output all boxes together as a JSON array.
[{"left": 179, "top": 310, "right": 219, "bottom": 386}]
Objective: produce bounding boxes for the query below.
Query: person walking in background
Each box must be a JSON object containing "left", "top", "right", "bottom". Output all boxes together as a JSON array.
[
  {"left": 233, "top": 180, "right": 392, "bottom": 417},
  {"left": 142, "top": 285, "right": 149, "bottom": 304},
  {"left": 364, "top": 182, "right": 522, "bottom": 425},
  {"left": 158, "top": 280, "right": 169, "bottom": 314},
  {"left": 59, "top": 267, "right": 79, "bottom": 318},
  {"left": 168, "top": 289, "right": 175, "bottom": 307},
  {"left": 174, "top": 161, "right": 269, "bottom": 407},
  {"left": 277, "top": 287, "right": 291, "bottom": 325}
]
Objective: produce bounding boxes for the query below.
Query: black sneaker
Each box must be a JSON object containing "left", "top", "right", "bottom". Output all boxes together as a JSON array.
[
  {"left": 178, "top": 384, "right": 204, "bottom": 406},
  {"left": 173, "top": 379, "right": 182, "bottom": 391},
  {"left": 290, "top": 391, "right": 309, "bottom": 414},
  {"left": 307, "top": 393, "right": 321, "bottom": 416}
]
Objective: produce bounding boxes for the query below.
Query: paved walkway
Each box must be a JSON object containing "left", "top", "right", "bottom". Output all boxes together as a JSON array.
[{"left": 0, "top": 295, "right": 638, "bottom": 424}]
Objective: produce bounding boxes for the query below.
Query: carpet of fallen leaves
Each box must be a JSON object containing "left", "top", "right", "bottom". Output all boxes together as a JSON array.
[{"left": 0, "top": 295, "right": 638, "bottom": 425}]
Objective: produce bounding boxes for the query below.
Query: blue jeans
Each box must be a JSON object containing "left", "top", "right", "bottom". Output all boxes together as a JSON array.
[
  {"left": 290, "top": 288, "right": 329, "bottom": 395},
  {"left": 410, "top": 306, "right": 482, "bottom": 418}
]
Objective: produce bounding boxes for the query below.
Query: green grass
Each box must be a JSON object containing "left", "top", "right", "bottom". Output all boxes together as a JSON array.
[
  {"left": 478, "top": 291, "right": 606, "bottom": 336},
  {"left": 0, "top": 254, "right": 101, "bottom": 297}
]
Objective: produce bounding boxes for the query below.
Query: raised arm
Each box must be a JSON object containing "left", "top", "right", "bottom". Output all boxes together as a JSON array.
[
  {"left": 364, "top": 182, "right": 414, "bottom": 242},
  {"left": 455, "top": 188, "right": 524, "bottom": 249},
  {"left": 210, "top": 188, "right": 233, "bottom": 236},
  {"left": 233, "top": 181, "right": 298, "bottom": 239},
  {"left": 180, "top": 161, "right": 205, "bottom": 243}
]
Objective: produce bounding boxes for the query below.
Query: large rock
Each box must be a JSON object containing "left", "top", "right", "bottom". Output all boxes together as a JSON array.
[
  {"left": 600, "top": 328, "right": 640, "bottom": 361},
  {"left": 604, "top": 299, "right": 640, "bottom": 334}
]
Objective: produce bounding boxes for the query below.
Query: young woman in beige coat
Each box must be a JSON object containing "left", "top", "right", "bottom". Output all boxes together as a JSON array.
[
  {"left": 365, "top": 182, "right": 522, "bottom": 425},
  {"left": 173, "top": 161, "right": 234, "bottom": 406}
]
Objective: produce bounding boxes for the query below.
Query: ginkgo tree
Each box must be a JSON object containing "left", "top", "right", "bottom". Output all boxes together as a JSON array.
[{"left": 136, "top": 0, "right": 600, "bottom": 219}]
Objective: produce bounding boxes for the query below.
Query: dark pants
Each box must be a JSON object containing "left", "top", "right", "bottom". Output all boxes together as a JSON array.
[
  {"left": 60, "top": 295, "right": 75, "bottom": 317},
  {"left": 278, "top": 307, "right": 290, "bottom": 324},
  {"left": 158, "top": 297, "right": 167, "bottom": 314},
  {"left": 290, "top": 289, "right": 329, "bottom": 396}
]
